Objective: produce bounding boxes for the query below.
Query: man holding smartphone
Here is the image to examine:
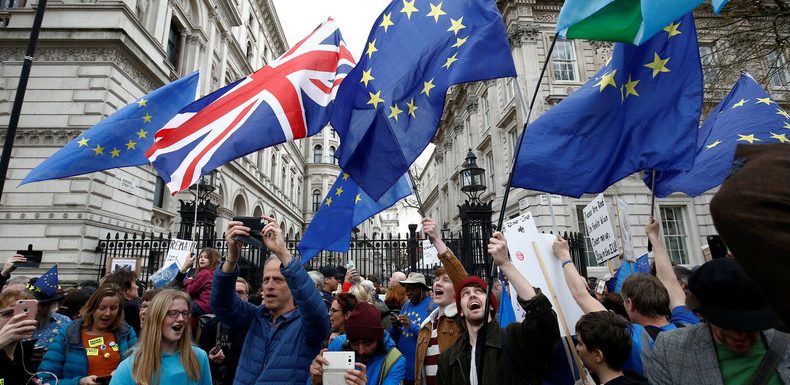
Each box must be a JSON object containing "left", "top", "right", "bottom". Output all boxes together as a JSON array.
[{"left": 211, "top": 215, "right": 329, "bottom": 385}]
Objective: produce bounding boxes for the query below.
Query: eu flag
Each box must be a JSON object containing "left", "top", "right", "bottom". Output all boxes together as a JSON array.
[
  {"left": 20, "top": 72, "right": 199, "bottom": 185},
  {"left": 298, "top": 171, "right": 412, "bottom": 263},
  {"left": 649, "top": 73, "right": 790, "bottom": 197},
  {"left": 607, "top": 253, "right": 650, "bottom": 293},
  {"left": 331, "top": 0, "right": 516, "bottom": 199},
  {"left": 512, "top": 13, "right": 702, "bottom": 198}
]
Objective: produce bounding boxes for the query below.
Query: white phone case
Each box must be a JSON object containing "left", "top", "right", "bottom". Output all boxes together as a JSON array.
[{"left": 322, "top": 351, "right": 355, "bottom": 385}]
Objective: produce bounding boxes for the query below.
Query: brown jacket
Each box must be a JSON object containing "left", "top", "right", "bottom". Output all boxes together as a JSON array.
[{"left": 414, "top": 248, "right": 468, "bottom": 385}]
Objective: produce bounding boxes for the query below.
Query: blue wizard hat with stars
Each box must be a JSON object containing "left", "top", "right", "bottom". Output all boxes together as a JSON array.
[{"left": 26, "top": 265, "right": 63, "bottom": 303}]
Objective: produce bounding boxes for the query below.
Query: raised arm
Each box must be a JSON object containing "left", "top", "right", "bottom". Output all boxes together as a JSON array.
[
  {"left": 210, "top": 221, "right": 259, "bottom": 329},
  {"left": 488, "top": 232, "right": 536, "bottom": 300},
  {"left": 553, "top": 237, "right": 606, "bottom": 314},
  {"left": 422, "top": 217, "right": 468, "bottom": 286},
  {"left": 646, "top": 218, "right": 686, "bottom": 310}
]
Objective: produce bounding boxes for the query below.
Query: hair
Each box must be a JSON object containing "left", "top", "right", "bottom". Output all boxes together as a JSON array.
[
  {"left": 0, "top": 289, "right": 34, "bottom": 309},
  {"left": 576, "top": 311, "right": 633, "bottom": 371},
  {"left": 434, "top": 267, "right": 447, "bottom": 279},
  {"left": 61, "top": 287, "right": 96, "bottom": 319},
  {"left": 621, "top": 273, "right": 671, "bottom": 318},
  {"left": 141, "top": 289, "right": 163, "bottom": 303},
  {"left": 600, "top": 292, "right": 629, "bottom": 320},
  {"left": 348, "top": 284, "right": 372, "bottom": 304},
  {"left": 198, "top": 248, "right": 221, "bottom": 271},
  {"left": 235, "top": 277, "right": 250, "bottom": 294},
  {"left": 673, "top": 265, "right": 693, "bottom": 286},
  {"left": 334, "top": 292, "right": 358, "bottom": 314},
  {"left": 307, "top": 271, "right": 324, "bottom": 292},
  {"left": 104, "top": 268, "right": 137, "bottom": 291},
  {"left": 384, "top": 285, "right": 406, "bottom": 310},
  {"left": 79, "top": 283, "right": 125, "bottom": 332},
  {"left": 133, "top": 289, "right": 199, "bottom": 385}
]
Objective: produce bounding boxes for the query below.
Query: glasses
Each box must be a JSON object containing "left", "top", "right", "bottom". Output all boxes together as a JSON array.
[
  {"left": 166, "top": 310, "right": 192, "bottom": 319},
  {"left": 328, "top": 308, "right": 342, "bottom": 314},
  {"left": 236, "top": 291, "right": 248, "bottom": 296}
]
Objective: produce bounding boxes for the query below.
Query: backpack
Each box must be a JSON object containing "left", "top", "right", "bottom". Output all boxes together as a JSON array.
[
  {"left": 377, "top": 348, "right": 403, "bottom": 385},
  {"left": 644, "top": 321, "right": 686, "bottom": 341}
]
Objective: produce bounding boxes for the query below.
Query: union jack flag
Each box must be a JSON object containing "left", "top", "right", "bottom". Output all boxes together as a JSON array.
[{"left": 146, "top": 19, "right": 355, "bottom": 193}]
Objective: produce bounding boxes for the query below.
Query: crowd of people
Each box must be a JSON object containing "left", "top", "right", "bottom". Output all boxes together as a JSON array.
[{"left": 1, "top": 203, "right": 788, "bottom": 385}]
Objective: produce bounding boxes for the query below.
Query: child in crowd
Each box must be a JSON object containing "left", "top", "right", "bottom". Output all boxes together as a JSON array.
[{"left": 176, "top": 248, "right": 220, "bottom": 316}]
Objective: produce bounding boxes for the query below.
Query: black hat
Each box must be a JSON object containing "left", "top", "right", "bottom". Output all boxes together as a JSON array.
[
  {"left": 689, "top": 258, "right": 779, "bottom": 331},
  {"left": 319, "top": 265, "right": 344, "bottom": 279}
]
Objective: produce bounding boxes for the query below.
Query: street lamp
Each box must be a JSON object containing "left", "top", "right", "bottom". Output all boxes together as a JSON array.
[
  {"left": 460, "top": 149, "right": 486, "bottom": 202},
  {"left": 186, "top": 170, "right": 218, "bottom": 241}
]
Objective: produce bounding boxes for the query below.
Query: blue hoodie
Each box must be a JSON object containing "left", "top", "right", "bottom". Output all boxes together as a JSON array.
[
  {"left": 323, "top": 332, "right": 405, "bottom": 385},
  {"left": 109, "top": 345, "right": 211, "bottom": 385}
]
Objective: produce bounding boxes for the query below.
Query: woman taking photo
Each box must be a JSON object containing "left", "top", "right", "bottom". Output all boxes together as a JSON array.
[
  {"left": 38, "top": 283, "right": 137, "bottom": 385},
  {"left": 110, "top": 289, "right": 211, "bottom": 385}
]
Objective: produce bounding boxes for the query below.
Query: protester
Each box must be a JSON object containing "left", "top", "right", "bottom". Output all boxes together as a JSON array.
[
  {"left": 103, "top": 268, "right": 142, "bottom": 334},
  {"left": 392, "top": 272, "right": 434, "bottom": 385},
  {"left": 436, "top": 232, "right": 560, "bottom": 384},
  {"left": 350, "top": 282, "right": 391, "bottom": 331},
  {"left": 576, "top": 311, "right": 648, "bottom": 385},
  {"left": 176, "top": 248, "right": 220, "bottom": 316},
  {"left": 328, "top": 292, "right": 358, "bottom": 345},
  {"left": 308, "top": 270, "right": 325, "bottom": 296},
  {"left": 1, "top": 254, "right": 27, "bottom": 291},
  {"left": 110, "top": 289, "right": 211, "bottom": 385},
  {"left": 384, "top": 285, "right": 406, "bottom": 318},
  {"left": 319, "top": 266, "right": 344, "bottom": 309},
  {"left": 601, "top": 292, "right": 629, "bottom": 321},
  {"left": 210, "top": 215, "right": 329, "bottom": 384},
  {"left": 38, "top": 283, "right": 137, "bottom": 385},
  {"left": 310, "top": 302, "right": 406, "bottom": 385},
  {"left": 60, "top": 286, "right": 97, "bottom": 320},
  {"left": 24, "top": 266, "right": 70, "bottom": 371},
  {"left": 388, "top": 272, "right": 407, "bottom": 289},
  {"left": 139, "top": 288, "right": 163, "bottom": 326},
  {"left": 2, "top": 276, "right": 29, "bottom": 294},
  {"left": 0, "top": 289, "right": 38, "bottom": 385}
]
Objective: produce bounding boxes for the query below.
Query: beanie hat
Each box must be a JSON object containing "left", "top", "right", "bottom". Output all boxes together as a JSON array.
[
  {"left": 455, "top": 276, "right": 498, "bottom": 319},
  {"left": 345, "top": 302, "right": 384, "bottom": 341}
]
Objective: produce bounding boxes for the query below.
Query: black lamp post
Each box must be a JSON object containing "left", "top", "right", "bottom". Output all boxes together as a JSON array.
[
  {"left": 179, "top": 170, "right": 219, "bottom": 243},
  {"left": 457, "top": 149, "right": 493, "bottom": 278},
  {"left": 460, "top": 149, "right": 486, "bottom": 203}
]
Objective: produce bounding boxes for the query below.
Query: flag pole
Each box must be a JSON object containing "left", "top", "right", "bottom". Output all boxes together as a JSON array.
[
  {"left": 648, "top": 170, "right": 656, "bottom": 252},
  {"left": 408, "top": 170, "right": 425, "bottom": 218},
  {"left": 0, "top": 0, "right": 48, "bottom": 197},
  {"left": 479, "top": 32, "right": 560, "bottom": 385}
]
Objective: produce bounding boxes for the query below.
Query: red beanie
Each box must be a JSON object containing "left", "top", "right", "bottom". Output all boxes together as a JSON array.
[
  {"left": 345, "top": 302, "right": 384, "bottom": 341},
  {"left": 455, "top": 276, "right": 498, "bottom": 319}
]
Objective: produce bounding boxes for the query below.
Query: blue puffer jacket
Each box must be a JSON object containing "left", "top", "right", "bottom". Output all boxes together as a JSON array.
[
  {"left": 210, "top": 257, "right": 329, "bottom": 385},
  {"left": 324, "top": 332, "right": 405, "bottom": 385},
  {"left": 38, "top": 319, "right": 137, "bottom": 385}
]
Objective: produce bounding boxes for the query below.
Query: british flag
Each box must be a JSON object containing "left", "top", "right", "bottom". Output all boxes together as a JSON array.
[{"left": 146, "top": 19, "right": 355, "bottom": 193}]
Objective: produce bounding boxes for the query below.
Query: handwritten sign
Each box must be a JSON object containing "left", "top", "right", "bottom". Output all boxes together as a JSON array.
[
  {"left": 616, "top": 198, "right": 634, "bottom": 262},
  {"left": 583, "top": 194, "right": 619, "bottom": 264},
  {"left": 165, "top": 238, "right": 197, "bottom": 269},
  {"left": 421, "top": 240, "right": 440, "bottom": 266}
]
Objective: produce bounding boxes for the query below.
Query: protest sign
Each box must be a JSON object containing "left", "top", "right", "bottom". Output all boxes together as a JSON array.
[
  {"left": 583, "top": 194, "right": 619, "bottom": 263},
  {"left": 150, "top": 262, "right": 179, "bottom": 288},
  {"left": 616, "top": 197, "right": 634, "bottom": 261},
  {"left": 165, "top": 238, "right": 197, "bottom": 269},
  {"left": 421, "top": 239, "right": 440, "bottom": 266}
]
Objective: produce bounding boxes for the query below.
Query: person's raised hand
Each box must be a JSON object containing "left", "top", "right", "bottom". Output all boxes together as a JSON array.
[
  {"left": 422, "top": 217, "right": 439, "bottom": 241},
  {"left": 224, "top": 221, "right": 249, "bottom": 264},
  {"left": 488, "top": 232, "right": 511, "bottom": 267},
  {"left": 180, "top": 253, "right": 195, "bottom": 273},
  {"left": 646, "top": 217, "right": 660, "bottom": 240},
  {"left": 261, "top": 215, "right": 289, "bottom": 260},
  {"left": 345, "top": 363, "right": 367, "bottom": 385},
  {"left": 553, "top": 236, "right": 571, "bottom": 261},
  {"left": 1, "top": 254, "right": 26, "bottom": 277},
  {"left": 0, "top": 313, "right": 37, "bottom": 348}
]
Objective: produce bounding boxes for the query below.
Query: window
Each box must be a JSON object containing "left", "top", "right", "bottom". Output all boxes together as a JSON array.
[
  {"left": 312, "top": 190, "right": 322, "bottom": 212},
  {"left": 486, "top": 152, "right": 495, "bottom": 189},
  {"left": 270, "top": 154, "right": 277, "bottom": 180},
  {"left": 290, "top": 177, "right": 295, "bottom": 201},
  {"left": 699, "top": 45, "right": 719, "bottom": 84},
  {"left": 167, "top": 20, "right": 182, "bottom": 68},
  {"left": 552, "top": 40, "right": 578, "bottom": 82},
  {"left": 280, "top": 167, "right": 286, "bottom": 191},
  {"left": 767, "top": 51, "right": 789, "bottom": 87},
  {"left": 511, "top": 129, "right": 520, "bottom": 153},
  {"left": 329, "top": 146, "right": 336, "bottom": 165},
  {"left": 153, "top": 176, "right": 165, "bottom": 208},
  {"left": 481, "top": 92, "right": 490, "bottom": 128},
  {"left": 313, "top": 145, "right": 323, "bottom": 163},
  {"left": 503, "top": 78, "right": 515, "bottom": 103},
  {"left": 659, "top": 206, "right": 689, "bottom": 264},
  {"left": 576, "top": 206, "right": 599, "bottom": 267}
]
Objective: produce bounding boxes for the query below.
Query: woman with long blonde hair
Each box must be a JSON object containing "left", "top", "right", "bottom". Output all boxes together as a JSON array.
[{"left": 110, "top": 289, "right": 210, "bottom": 385}]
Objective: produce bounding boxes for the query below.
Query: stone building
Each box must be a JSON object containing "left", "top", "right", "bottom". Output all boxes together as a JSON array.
[{"left": 417, "top": 0, "right": 790, "bottom": 277}]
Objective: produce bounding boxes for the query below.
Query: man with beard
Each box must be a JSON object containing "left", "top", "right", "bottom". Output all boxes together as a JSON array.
[
  {"left": 436, "top": 232, "right": 560, "bottom": 385},
  {"left": 392, "top": 272, "right": 434, "bottom": 385},
  {"left": 310, "top": 302, "right": 406, "bottom": 385}
]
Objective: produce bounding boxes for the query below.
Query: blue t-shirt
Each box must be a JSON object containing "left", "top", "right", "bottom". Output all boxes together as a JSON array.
[
  {"left": 110, "top": 345, "right": 212, "bottom": 385},
  {"left": 624, "top": 306, "right": 701, "bottom": 376},
  {"left": 395, "top": 297, "right": 434, "bottom": 381}
]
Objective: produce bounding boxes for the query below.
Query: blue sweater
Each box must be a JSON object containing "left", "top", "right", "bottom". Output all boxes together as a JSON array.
[
  {"left": 325, "top": 333, "right": 405, "bottom": 385},
  {"left": 210, "top": 257, "right": 329, "bottom": 385},
  {"left": 393, "top": 297, "right": 434, "bottom": 381},
  {"left": 38, "top": 319, "right": 137, "bottom": 385},
  {"left": 109, "top": 345, "right": 211, "bottom": 385}
]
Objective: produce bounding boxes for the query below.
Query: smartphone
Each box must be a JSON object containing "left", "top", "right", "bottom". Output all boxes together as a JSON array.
[
  {"left": 707, "top": 235, "right": 727, "bottom": 259},
  {"left": 231, "top": 216, "right": 265, "bottom": 249},
  {"left": 595, "top": 279, "right": 606, "bottom": 295},
  {"left": 13, "top": 299, "right": 38, "bottom": 322},
  {"left": 323, "top": 351, "right": 355, "bottom": 385},
  {"left": 15, "top": 244, "right": 42, "bottom": 268},
  {"left": 346, "top": 259, "right": 356, "bottom": 269},
  {"left": 95, "top": 376, "right": 112, "bottom": 385}
]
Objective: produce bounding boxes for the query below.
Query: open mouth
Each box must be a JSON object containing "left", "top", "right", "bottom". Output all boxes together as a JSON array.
[
  {"left": 434, "top": 288, "right": 445, "bottom": 296},
  {"left": 468, "top": 300, "right": 482, "bottom": 311},
  {"left": 171, "top": 324, "right": 184, "bottom": 332}
]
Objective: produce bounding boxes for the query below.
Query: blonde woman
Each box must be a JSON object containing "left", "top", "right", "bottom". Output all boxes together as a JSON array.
[{"left": 110, "top": 289, "right": 210, "bottom": 385}]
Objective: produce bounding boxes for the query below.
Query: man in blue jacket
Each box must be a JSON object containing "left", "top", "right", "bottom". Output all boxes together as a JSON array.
[{"left": 211, "top": 215, "right": 329, "bottom": 385}]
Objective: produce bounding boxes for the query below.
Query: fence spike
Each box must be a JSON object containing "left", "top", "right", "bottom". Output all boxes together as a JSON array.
[{"left": 114, "top": 233, "right": 120, "bottom": 240}]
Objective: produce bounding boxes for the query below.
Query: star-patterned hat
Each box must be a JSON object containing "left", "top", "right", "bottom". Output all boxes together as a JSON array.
[{"left": 26, "top": 265, "right": 64, "bottom": 303}]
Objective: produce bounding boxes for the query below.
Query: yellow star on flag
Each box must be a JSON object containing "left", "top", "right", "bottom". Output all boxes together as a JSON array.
[
  {"left": 389, "top": 103, "right": 403, "bottom": 121},
  {"left": 335, "top": 186, "right": 344, "bottom": 196},
  {"left": 143, "top": 113, "right": 152, "bottom": 123},
  {"left": 367, "top": 91, "right": 384, "bottom": 108},
  {"left": 355, "top": 194, "right": 362, "bottom": 204},
  {"left": 663, "top": 22, "right": 682, "bottom": 39},
  {"left": 777, "top": 108, "right": 790, "bottom": 119},
  {"left": 77, "top": 137, "right": 89, "bottom": 147},
  {"left": 644, "top": 53, "right": 670, "bottom": 78},
  {"left": 426, "top": 2, "right": 446, "bottom": 23},
  {"left": 93, "top": 144, "right": 104, "bottom": 156},
  {"left": 623, "top": 75, "right": 640, "bottom": 99},
  {"left": 770, "top": 132, "right": 790, "bottom": 143},
  {"left": 342, "top": 173, "right": 350, "bottom": 181},
  {"left": 756, "top": 97, "right": 773, "bottom": 105},
  {"left": 784, "top": 121, "right": 790, "bottom": 130},
  {"left": 594, "top": 70, "right": 617, "bottom": 92},
  {"left": 452, "top": 36, "right": 468, "bottom": 48},
  {"left": 400, "top": 0, "right": 418, "bottom": 19},
  {"left": 360, "top": 69, "right": 374, "bottom": 87},
  {"left": 366, "top": 40, "right": 378, "bottom": 59},
  {"left": 110, "top": 148, "right": 121, "bottom": 158},
  {"left": 325, "top": 197, "right": 333, "bottom": 206},
  {"left": 406, "top": 98, "right": 418, "bottom": 117},
  {"left": 137, "top": 98, "right": 148, "bottom": 107},
  {"left": 442, "top": 53, "right": 458, "bottom": 69},
  {"left": 731, "top": 99, "right": 748, "bottom": 108},
  {"left": 705, "top": 139, "right": 722, "bottom": 150},
  {"left": 737, "top": 134, "right": 761, "bottom": 144},
  {"left": 421, "top": 78, "right": 436, "bottom": 97},
  {"left": 379, "top": 13, "right": 394, "bottom": 32},
  {"left": 136, "top": 128, "right": 148, "bottom": 139},
  {"left": 126, "top": 140, "right": 137, "bottom": 150},
  {"left": 448, "top": 17, "right": 465, "bottom": 35}
]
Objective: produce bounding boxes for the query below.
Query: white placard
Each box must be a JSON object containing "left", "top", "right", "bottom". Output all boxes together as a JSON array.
[
  {"left": 583, "top": 194, "right": 620, "bottom": 264},
  {"left": 165, "top": 238, "right": 197, "bottom": 269},
  {"left": 616, "top": 198, "right": 634, "bottom": 262},
  {"left": 421, "top": 239, "right": 440, "bottom": 266},
  {"left": 503, "top": 212, "right": 585, "bottom": 336}
]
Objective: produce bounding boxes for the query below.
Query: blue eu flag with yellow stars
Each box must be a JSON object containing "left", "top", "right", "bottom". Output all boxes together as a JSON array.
[
  {"left": 512, "top": 13, "right": 702, "bottom": 198},
  {"left": 331, "top": 0, "right": 516, "bottom": 199},
  {"left": 32, "top": 264, "right": 59, "bottom": 297},
  {"left": 20, "top": 72, "right": 200, "bottom": 185},
  {"left": 298, "top": 171, "right": 412, "bottom": 263},
  {"left": 650, "top": 72, "right": 790, "bottom": 197}
]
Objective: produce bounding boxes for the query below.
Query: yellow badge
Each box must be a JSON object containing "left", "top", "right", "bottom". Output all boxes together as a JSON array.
[
  {"left": 86, "top": 348, "right": 99, "bottom": 356},
  {"left": 1, "top": 378, "right": 5, "bottom": 385},
  {"left": 112, "top": 345, "right": 119, "bottom": 351},
  {"left": 88, "top": 337, "right": 104, "bottom": 348}
]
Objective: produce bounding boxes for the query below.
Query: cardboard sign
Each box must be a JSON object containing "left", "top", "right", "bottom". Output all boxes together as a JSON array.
[
  {"left": 583, "top": 194, "right": 620, "bottom": 264},
  {"left": 165, "top": 238, "right": 197, "bottom": 269},
  {"left": 616, "top": 198, "right": 635, "bottom": 262},
  {"left": 502, "top": 212, "right": 584, "bottom": 336},
  {"left": 421, "top": 240, "right": 440, "bottom": 266}
]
